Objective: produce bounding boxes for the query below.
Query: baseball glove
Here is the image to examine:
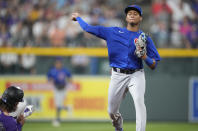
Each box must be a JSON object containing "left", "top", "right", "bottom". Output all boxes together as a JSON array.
[{"left": 134, "top": 32, "right": 147, "bottom": 58}]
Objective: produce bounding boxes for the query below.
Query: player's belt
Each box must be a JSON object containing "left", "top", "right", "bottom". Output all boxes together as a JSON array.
[{"left": 113, "top": 67, "right": 141, "bottom": 74}]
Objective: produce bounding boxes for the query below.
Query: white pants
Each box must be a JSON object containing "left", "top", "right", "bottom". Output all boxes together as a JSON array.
[
  {"left": 108, "top": 69, "right": 146, "bottom": 131},
  {"left": 53, "top": 87, "right": 67, "bottom": 108}
]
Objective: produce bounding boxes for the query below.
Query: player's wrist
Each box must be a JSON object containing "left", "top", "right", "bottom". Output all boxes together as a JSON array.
[
  {"left": 17, "top": 115, "right": 25, "bottom": 125},
  {"left": 141, "top": 54, "right": 147, "bottom": 60},
  {"left": 76, "top": 16, "right": 81, "bottom": 21},
  {"left": 144, "top": 56, "right": 154, "bottom": 66}
]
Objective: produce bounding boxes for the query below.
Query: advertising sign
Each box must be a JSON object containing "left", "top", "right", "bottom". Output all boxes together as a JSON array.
[{"left": 0, "top": 76, "right": 110, "bottom": 120}]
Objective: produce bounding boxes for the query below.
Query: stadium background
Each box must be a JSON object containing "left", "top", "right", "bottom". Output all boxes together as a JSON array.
[{"left": 0, "top": 0, "right": 198, "bottom": 130}]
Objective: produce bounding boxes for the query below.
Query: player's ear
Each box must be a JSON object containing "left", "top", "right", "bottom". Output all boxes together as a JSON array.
[{"left": 140, "top": 17, "right": 142, "bottom": 22}]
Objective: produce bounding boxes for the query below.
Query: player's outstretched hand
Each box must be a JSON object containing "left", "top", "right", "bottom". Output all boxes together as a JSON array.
[{"left": 71, "top": 13, "right": 79, "bottom": 21}]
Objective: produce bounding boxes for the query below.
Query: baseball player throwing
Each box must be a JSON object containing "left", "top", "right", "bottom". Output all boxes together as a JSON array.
[{"left": 72, "top": 5, "right": 160, "bottom": 131}]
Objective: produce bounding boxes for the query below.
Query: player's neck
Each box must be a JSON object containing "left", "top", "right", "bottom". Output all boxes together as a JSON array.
[
  {"left": 127, "top": 24, "right": 139, "bottom": 32},
  {"left": 2, "top": 110, "right": 9, "bottom": 115},
  {"left": 4, "top": 112, "right": 9, "bottom": 115},
  {"left": 0, "top": 107, "right": 8, "bottom": 115}
]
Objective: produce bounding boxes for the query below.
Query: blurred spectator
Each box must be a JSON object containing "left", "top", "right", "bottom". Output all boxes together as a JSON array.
[
  {"left": 167, "top": 0, "right": 195, "bottom": 47},
  {"left": 71, "top": 54, "right": 89, "bottom": 74},
  {"left": 103, "top": 7, "right": 122, "bottom": 27},
  {"left": 179, "top": 16, "right": 193, "bottom": 48},
  {"left": 0, "top": 23, "right": 11, "bottom": 46},
  {"left": 0, "top": 43, "right": 18, "bottom": 74},
  {"left": 179, "top": 16, "right": 192, "bottom": 36},
  {"left": 32, "top": 19, "right": 45, "bottom": 45},
  {"left": 167, "top": 0, "right": 194, "bottom": 23},
  {"left": 65, "top": 16, "right": 82, "bottom": 47},
  {"left": 170, "top": 22, "right": 183, "bottom": 48},
  {"left": 48, "top": 24, "right": 66, "bottom": 47},
  {"left": 186, "top": 25, "right": 198, "bottom": 48},
  {"left": 75, "top": 32, "right": 105, "bottom": 47},
  {"left": 150, "top": 0, "right": 172, "bottom": 48},
  {"left": 32, "top": 19, "right": 50, "bottom": 46},
  {"left": 191, "top": 0, "right": 198, "bottom": 15},
  {"left": 150, "top": 20, "right": 169, "bottom": 48},
  {"left": 10, "top": 21, "right": 29, "bottom": 47},
  {"left": 152, "top": 0, "right": 172, "bottom": 20},
  {"left": 191, "top": 10, "right": 198, "bottom": 25},
  {"left": 20, "top": 53, "right": 36, "bottom": 74},
  {"left": 19, "top": 44, "right": 36, "bottom": 74},
  {"left": 28, "top": 4, "right": 43, "bottom": 22}
]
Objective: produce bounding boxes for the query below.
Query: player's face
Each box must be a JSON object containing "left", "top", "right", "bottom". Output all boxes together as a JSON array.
[
  {"left": 126, "top": 10, "right": 142, "bottom": 26},
  {"left": 55, "top": 61, "right": 62, "bottom": 69}
]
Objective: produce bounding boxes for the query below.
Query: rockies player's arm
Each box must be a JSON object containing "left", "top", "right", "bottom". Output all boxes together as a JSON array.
[
  {"left": 17, "top": 115, "right": 25, "bottom": 127},
  {"left": 7, "top": 120, "right": 23, "bottom": 131},
  {"left": 16, "top": 122, "right": 23, "bottom": 131}
]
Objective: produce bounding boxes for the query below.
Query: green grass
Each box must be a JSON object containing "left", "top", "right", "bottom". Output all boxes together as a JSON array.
[{"left": 23, "top": 122, "right": 198, "bottom": 131}]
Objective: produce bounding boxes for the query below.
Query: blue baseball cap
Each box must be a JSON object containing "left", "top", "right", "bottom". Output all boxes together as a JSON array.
[
  {"left": 55, "top": 56, "right": 63, "bottom": 62},
  {"left": 125, "top": 5, "right": 142, "bottom": 16}
]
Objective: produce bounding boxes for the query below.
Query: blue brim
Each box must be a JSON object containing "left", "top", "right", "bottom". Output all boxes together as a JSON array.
[{"left": 125, "top": 7, "right": 142, "bottom": 16}]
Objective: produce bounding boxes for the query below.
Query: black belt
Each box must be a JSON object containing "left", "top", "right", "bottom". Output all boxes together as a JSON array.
[{"left": 113, "top": 67, "right": 141, "bottom": 74}]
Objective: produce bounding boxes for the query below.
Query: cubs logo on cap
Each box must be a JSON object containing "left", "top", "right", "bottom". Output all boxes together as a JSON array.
[{"left": 125, "top": 5, "right": 142, "bottom": 16}]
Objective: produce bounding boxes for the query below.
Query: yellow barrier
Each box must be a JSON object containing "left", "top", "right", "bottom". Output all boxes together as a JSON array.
[
  {"left": 0, "top": 47, "right": 108, "bottom": 57},
  {"left": 0, "top": 48, "right": 198, "bottom": 57},
  {"left": 159, "top": 49, "right": 198, "bottom": 57}
]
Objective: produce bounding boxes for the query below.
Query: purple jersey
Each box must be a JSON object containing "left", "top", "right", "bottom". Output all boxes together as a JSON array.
[{"left": 0, "top": 110, "right": 22, "bottom": 131}]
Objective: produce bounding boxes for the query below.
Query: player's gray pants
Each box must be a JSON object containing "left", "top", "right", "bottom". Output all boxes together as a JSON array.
[
  {"left": 54, "top": 87, "right": 67, "bottom": 108},
  {"left": 108, "top": 69, "right": 146, "bottom": 131}
]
